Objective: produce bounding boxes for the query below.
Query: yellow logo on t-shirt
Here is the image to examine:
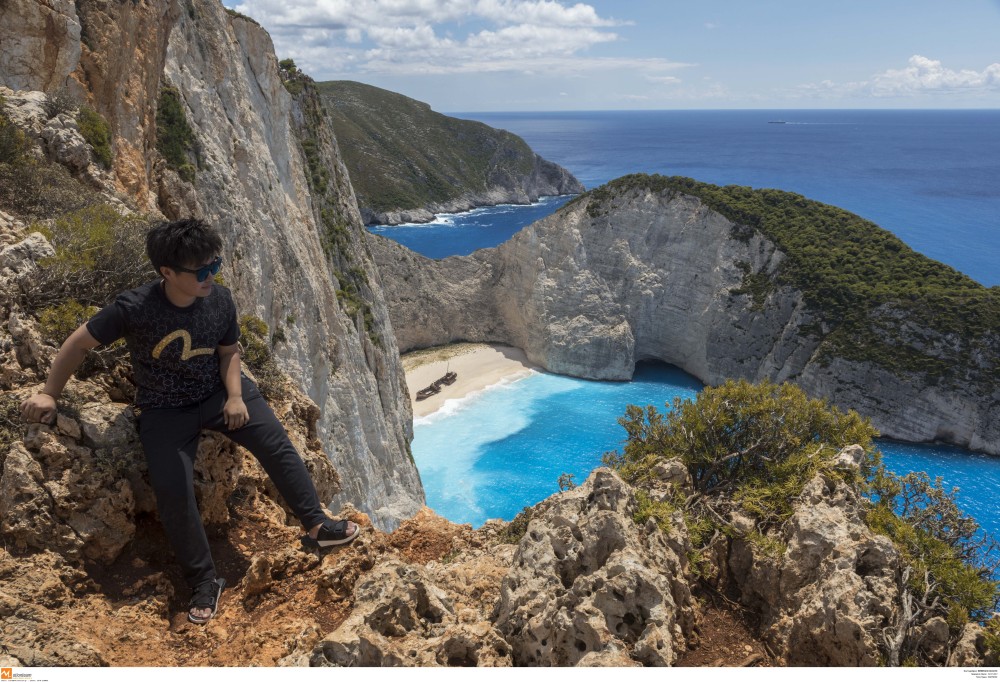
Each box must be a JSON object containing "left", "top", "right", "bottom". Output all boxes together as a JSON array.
[{"left": 152, "top": 330, "right": 215, "bottom": 360}]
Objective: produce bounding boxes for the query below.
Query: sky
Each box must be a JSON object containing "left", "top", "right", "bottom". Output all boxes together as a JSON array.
[{"left": 226, "top": 0, "right": 1000, "bottom": 111}]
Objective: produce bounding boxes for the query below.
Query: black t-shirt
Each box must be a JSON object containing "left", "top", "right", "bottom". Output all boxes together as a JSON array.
[{"left": 86, "top": 280, "right": 240, "bottom": 409}]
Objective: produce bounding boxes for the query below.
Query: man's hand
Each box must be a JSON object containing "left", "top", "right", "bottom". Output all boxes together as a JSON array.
[
  {"left": 223, "top": 396, "right": 249, "bottom": 430},
  {"left": 21, "top": 393, "right": 57, "bottom": 424}
]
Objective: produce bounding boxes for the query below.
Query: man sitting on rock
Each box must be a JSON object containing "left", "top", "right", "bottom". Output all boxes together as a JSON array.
[{"left": 21, "top": 218, "right": 360, "bottom": 624}]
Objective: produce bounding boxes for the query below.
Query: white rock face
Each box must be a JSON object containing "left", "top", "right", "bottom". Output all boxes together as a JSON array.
[
  {"left": 371, "top": 188, "right": 999, "bottom": 454},
  {"left": 155, "top": 2, "right": 423, "bottom": 529},
  {"left": 0, "top": 0, "right": 81, "bottom": 93},
  {"left": 0, "top": 0, "right": 425, "bottom": 529}
]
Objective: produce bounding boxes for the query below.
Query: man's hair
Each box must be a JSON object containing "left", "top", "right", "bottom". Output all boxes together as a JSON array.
[{"left": 146, "top": 219, "right": 222, "bottom": 274}]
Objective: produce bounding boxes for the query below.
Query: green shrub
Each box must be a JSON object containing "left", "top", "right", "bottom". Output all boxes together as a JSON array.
[
  {"left": 867, "top": 468, "right": 999, "bottom": 625},
  {"left": 156, "top": 85, "right": 198, "bottom": 179},
  {"left": 0, "top": 158, "right": 95, "bottom": 218},
  {"left": 0, "top": 392, "right": 24, "bottom": 470},
  {"left": 497, "top": 506, "right": 534, "bottom": 544},
  {"left": 31, "top": 203, "right": 154, "bottom": 308},
  {"left": 43, "top": 91, "right": 77, "bottom": 120},
  {"left": 38, "top": 300, "right": 99, "bottom": 344},
  {"left": 611, "top": 379, "right": 875, "bottom": 525},
  {"left": 76, "top": 105, "right": 112, "bottom": 168},
  {"left": 224, "top": 7, "right": 261, "bottom": 26},
  {"left": 238, "top": 315, "right": 287, "bottom": 400},
  {"left": 0, "top": 108, "right": 30, "bottom": 165}
]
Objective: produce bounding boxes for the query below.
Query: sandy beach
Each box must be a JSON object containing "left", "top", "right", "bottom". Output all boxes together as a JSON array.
[{"left": 403, "top": 343, "right": 541, "bottom": 418}]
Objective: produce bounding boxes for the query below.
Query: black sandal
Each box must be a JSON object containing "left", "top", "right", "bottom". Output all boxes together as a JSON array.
[
  {"left": 301, "top": 519, "right": 361, "bottom": 549},
  {"left": 188, "top": 577, "right": 225, "bottom": 624}
]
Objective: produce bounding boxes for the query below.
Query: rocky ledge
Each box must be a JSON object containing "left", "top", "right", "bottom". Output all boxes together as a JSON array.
[{"left": 3, "top": 412, "right": 995, "bottom": 668}]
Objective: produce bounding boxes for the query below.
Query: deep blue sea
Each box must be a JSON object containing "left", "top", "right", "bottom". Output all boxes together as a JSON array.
[
  {"left": 377, "top": 110, "right": 1000, "bottom": 286},
  {"left": 390, "top": 110, "right": 1000, "bottom": 538}
]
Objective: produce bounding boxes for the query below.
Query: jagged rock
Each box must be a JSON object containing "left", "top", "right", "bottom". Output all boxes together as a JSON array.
[
  {"left": 835, "top": 443, "right": 866, "bottom": 469},
  {"left": 7, "top": 311, "right": 56, "bottom": 370},
  {"left": 729, "top": 468, "right": 900, "bottom": 665},
  {"left": 0, "top": 547, "right": 106, "bottom": 666},
  {"left": 305, "top": 560, "right": 512, "bottom": 667},
  {"left": 949, "top": 623, "right": 994, "bottom": 666},
  {"left": 41, "top": 113, "right": 93, "bottom": 172},
  {"left": 240, "top": 548, "right": 317, "bottom": 598},
  {"left": 493, "top": 468, "right": 696, "bottom": 666},
  {"left": 0, "top": 232, "right": 54, "bottom": 283},
  {"left": 915, "top": 616, "right": 951, "bottom": 665},
  {"left": 1, "top": 425, "right": 136, "bottom": 562}
]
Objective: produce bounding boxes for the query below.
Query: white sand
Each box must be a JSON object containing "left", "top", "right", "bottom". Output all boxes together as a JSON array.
[{"left": 403, "top": 343, "right": 541, "bottom": 418}]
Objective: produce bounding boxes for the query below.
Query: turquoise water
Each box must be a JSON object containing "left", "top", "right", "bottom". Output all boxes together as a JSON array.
[
  {"left": 413, "top": 364, "right": 1000, "bottom": 538},
  {"left": 413, "top": 363, "right": 699, "bottom": 526}
]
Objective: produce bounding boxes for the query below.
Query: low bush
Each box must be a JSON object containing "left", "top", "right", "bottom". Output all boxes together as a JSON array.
[
  {"left": 0, "top": 159, "right": 95, "bottom": 218},
  {"left": 38, "top": 299, "right": 99, "bottom": 345},
  {"left": 76, "top": 105, "right": 112, "bottom": 168},
  {"left": 156, "top": 85, "right": 199, "bottom": 179},
  {"left": 238, "top": 315, "right": 287, "bottom": 400},
  {"left": 31, "top": 203, "right": 154, "bottom": 308},
  {"left": 608, "top": 379, "right": 875, "bottom": 525},
  {"left": 1, "top": 108, "right": 96, "bottom": 217},
  {"left": 0, "top": 106, "right": 30, "bottom": 164}
]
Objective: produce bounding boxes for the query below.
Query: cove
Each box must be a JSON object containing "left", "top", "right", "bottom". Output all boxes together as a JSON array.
[{"left": 412, "top": 362, "right": 1000, "bottom": 539}]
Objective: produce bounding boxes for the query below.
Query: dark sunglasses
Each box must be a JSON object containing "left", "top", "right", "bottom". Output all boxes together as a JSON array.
[{"left": 173, "top": 256, "right": 223, "bottom": 282}]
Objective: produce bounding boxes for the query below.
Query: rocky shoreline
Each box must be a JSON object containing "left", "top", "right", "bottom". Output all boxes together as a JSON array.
[{"left": 363, "top": 192, "right": 577, "bottom": 227}]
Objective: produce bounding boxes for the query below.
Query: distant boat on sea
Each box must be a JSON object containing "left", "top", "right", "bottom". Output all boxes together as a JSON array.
[{"left": 768, "top": 120, "right": 787, "bottom": 124}]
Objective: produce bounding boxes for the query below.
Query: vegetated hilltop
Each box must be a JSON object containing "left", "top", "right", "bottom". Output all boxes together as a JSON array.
[
  {"left": 370, "top": 173, "right": 1000, "bottom": 454},
  {"left": 0, "top": 0, "right": 424, "bottom": 529},
  {"left": 316, "top": 80, "right": 583, "bottom": 225}
]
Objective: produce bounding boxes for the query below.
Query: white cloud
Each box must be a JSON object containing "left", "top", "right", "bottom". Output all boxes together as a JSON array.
[
  {"left": 647, "top": 75, "right": 681, "bottom": 85},
  {"left": 796, "top": 55, "right": 1000, "bottom": 100},
  {"left": 870, "top": 55, "right": 1000, "bottom": 95},
  {"left": 231, "top": 0, "right": 664, "bottom": 81}
]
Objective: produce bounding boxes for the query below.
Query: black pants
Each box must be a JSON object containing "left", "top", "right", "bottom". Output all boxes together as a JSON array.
[{"left": 138, "top": 376, "right": 328, "bottom": 589}]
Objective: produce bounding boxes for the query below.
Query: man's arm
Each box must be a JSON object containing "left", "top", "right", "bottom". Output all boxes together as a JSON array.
[
  {"left": 218, "top": 342, "right": 248, "bottom": 430},
  {"left": 20, "top": 323, "right": 101, "bottom": 423}
]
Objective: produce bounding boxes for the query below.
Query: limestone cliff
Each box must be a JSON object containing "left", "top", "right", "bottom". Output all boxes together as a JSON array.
[
  {"left": 370, "top": 176, "right": 1000, "bottom": 455},
  {"left": 316, "top": 80, "right": 584, "bottom": 225},
  {"left": 0, "top": 0, "right": 423, "bottom": 528}
]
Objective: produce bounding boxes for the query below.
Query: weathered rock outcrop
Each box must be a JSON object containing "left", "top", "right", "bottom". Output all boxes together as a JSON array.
[
  {"left": 1, "top": 0, "right": 424, "bottom": 528},
  {"left": 493, "top": 469, "right": 697, "bottom": 666},
  {"left": 370, "top": 184, "right": 1000, "bottom": 454},
  {"left": 728, "top": 470, "right": 900, "bottom": 665},
  {"left": 318, "top": 80, "right": 583, "bottom": 225}
]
